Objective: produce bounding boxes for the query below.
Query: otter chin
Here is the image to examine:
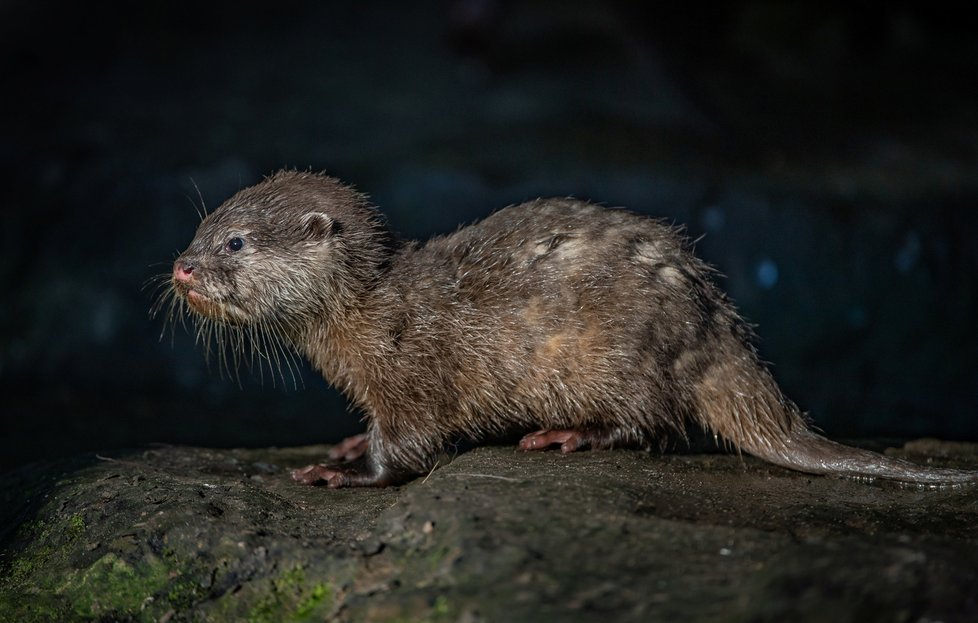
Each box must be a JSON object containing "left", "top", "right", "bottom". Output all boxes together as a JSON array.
[
  {"left": 157, "top": 170, "right": 978, "bottom": 489},
  {"left": 185, "top": 289, "right": 208, "bottom": 307}
]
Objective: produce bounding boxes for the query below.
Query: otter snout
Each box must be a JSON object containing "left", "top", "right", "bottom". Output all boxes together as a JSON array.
[{"left": 173, "top": 259, "right": 195, "bottom": 284}]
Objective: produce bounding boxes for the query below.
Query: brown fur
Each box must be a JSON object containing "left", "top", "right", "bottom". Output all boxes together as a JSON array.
[{"left": 161, "top": 170, "right": 977, "bottom": 488}]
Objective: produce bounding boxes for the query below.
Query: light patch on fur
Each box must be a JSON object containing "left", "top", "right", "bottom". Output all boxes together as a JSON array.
[
  {"left": 531, "top": 241, "right": 552, "bottom": 256},
  {"left": 658, "top": 266, "right": 684, "bottom": 286},
  {"left": 519, "top": 233, "right": 576, "bottom": 265},
  {"left": 634, "top": 240, "right": 666, "bottom": 264},
  {"left": 539, "top": 333, "right": 567, "bottom": 360},
  {"left": 552, "top": 237, "right": 584, "bottom": 260},
  {"left": 671, "top": 349, "right": 699, "bottom": 373},
  {"left": 530, "top": 235, "right": 560, "bottom": 256},
  {"left": 522, "top": 296, "right": 546, "bottom": 323}
]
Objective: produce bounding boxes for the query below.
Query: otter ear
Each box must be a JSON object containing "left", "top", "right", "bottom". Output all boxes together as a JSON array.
[{"left": 301, "top": 212, "right": 339, "bottom": 241}]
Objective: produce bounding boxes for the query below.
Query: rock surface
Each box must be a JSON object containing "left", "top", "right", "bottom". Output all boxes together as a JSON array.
[{"left": 2, "top": 440, "right": 977, "bottom": 622}]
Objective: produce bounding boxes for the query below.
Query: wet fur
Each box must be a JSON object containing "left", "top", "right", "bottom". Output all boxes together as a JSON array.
[{"left": 159, "top": 171, "right": 977, "bottom": 487}]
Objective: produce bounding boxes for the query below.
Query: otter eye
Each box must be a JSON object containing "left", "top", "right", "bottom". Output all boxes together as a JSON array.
[{"left": 226, "top": 237, "right": 244, "bottom": 252}]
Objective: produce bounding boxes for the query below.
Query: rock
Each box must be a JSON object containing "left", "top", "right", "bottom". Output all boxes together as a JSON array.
[{"left": 2, "top": 440, "right": 977, "bottom": 621}]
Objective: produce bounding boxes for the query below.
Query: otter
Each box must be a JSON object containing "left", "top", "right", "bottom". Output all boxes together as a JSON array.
[{"left": 159, "top": 170, "right": 976, "bottom": 488}]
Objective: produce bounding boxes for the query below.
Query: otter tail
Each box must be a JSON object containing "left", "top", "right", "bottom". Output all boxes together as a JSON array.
[
  {"left": 691, "top": 352, "right": 977, "bottom": 487},
  {"left": 761, "top": 428, "right": 977, "bottom": 486}
]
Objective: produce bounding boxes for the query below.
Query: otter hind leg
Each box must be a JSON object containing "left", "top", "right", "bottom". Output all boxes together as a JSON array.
[{"left": 292, "top": 425, "right": 439, "bottom": 488}]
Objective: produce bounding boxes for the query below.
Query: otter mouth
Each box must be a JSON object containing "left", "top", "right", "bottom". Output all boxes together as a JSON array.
[
  {"left": 177, "top": 285, "right": 251, "bottom": 325},
  {"left": 177, "top": 285, "right": 222, "bottom": 316}
]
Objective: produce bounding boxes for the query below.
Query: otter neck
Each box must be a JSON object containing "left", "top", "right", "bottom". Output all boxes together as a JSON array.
[{"left": 296, "top": 248, "right": 404, "bottom": 409}]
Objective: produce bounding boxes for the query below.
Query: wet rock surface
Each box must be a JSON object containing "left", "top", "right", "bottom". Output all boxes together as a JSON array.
[{"left": 2, "top": 440, "right": 977, "bottom": 622}]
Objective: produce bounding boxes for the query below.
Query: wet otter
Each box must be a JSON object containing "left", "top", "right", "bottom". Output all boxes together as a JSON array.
[{"left": 160, "top": 170, "right": 976, "bottom": 488}]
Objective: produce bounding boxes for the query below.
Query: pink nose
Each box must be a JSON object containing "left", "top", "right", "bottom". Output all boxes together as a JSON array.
[{"left": 173, "top": 260, "right": 195, "bottom": 283}]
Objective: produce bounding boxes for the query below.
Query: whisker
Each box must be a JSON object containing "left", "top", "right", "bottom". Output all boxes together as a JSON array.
[
  {"left": 190, "top": 177, "right": 208, "bottom": 219},
  {"left": 253, "top": 319, "right": 270, "bottom": 387},
  {"left": 152, "top": 280, "right": 309, "bottom": 392},
  {"left": 149, "top": 286, "right": 172, "bottom": 319},
  {"left": 271, "top": 315, "right": 303, "bottom": 390},
  {"left": 143, "top": 273, "right": 171, "bottom": 289},
  {"left": 260, "top": 321, "right": 279, "bottom": 388},
  {"left": 165, "top": 299, "right": 182, "bottom": 346},
  {"left": 145, "top": 278, "right": 174, "bottom": 302},
  {"left": 228, "top": 323, "right": 241, "bottom": 372}
]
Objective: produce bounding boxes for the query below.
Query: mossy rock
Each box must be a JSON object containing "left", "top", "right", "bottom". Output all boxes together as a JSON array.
[{"left": 2, "top": 442, "right": 977, "bottom": 621}]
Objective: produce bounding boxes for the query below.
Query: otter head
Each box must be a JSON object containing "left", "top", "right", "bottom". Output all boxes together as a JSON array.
[
  {"left": 172, "top": 171, "right": 366, "bottom": 328},
  {"left": 158, "top": 171, "right": 393, "bottom": 373}
]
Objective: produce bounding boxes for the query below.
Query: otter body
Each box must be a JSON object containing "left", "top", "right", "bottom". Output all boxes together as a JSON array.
[{"left": 164, "top": 171, "right": 976, "bottom": 487}]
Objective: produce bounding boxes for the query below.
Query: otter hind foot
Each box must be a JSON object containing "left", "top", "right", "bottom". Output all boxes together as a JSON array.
[
  {"left": 518, "top": 428, "right": 643, "bottom": 453},
  {"left": 518, "top": 429, "right": 598, "bottom": 453}
]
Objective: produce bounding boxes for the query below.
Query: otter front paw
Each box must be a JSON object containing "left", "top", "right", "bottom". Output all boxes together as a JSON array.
[
  {"left": 291, "top": 464, "right": 351, "bottom": 488},
  {"left": 291, "top": 461, "right": 402, "bottom": 487}
]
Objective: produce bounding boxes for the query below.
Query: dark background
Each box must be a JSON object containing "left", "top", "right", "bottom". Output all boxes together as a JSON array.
[{"left": 2, "top": 1, "right": 976, "bottom": 470}]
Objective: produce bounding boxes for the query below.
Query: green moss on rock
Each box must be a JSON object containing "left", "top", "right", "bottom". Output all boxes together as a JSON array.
[
  {"left": 239, "top": 565, "right": 335, "bottom": 623},
  {"left": 60, "top": 552, "right": 172, "bottom": 619}
]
